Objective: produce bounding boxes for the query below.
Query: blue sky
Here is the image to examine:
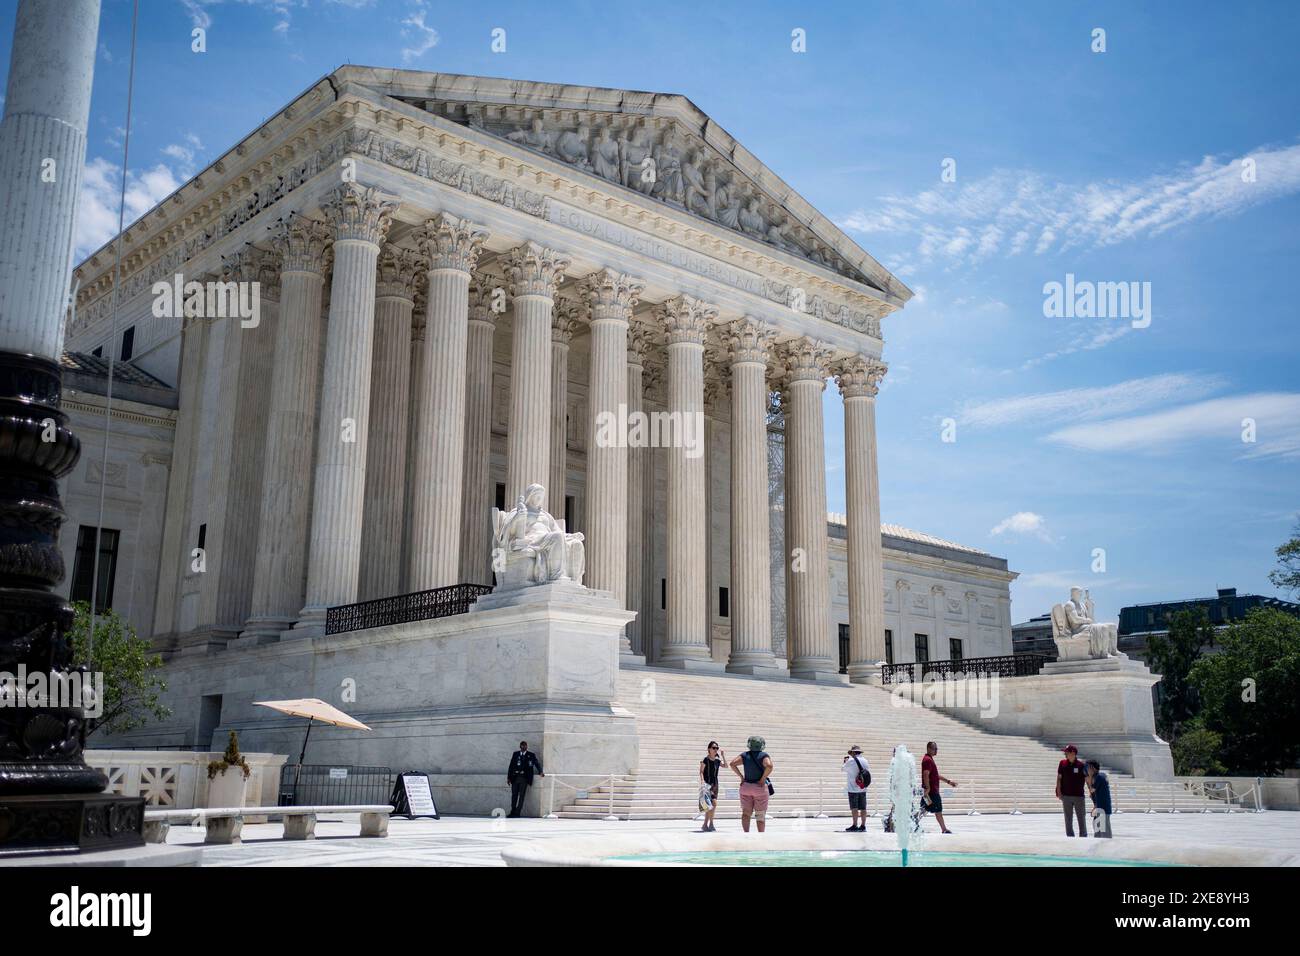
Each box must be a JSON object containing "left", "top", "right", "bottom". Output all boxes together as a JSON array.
[{"left": 2, "top": 0, "right": 1297, "bottom": 622}]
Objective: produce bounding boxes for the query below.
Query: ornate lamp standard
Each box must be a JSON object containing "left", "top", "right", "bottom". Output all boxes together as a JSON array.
[{"left": 0, "top": 0, "right": 143, "bottom": 854}]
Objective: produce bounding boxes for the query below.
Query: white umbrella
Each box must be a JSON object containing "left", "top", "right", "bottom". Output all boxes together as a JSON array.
[{"left": 254, "top": 699, "right": 371, "bottom": 803}]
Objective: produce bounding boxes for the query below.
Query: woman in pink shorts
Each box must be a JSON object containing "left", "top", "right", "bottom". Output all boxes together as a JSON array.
[{"left": 729, "top": 735, "right": 773, "bottom": 832}]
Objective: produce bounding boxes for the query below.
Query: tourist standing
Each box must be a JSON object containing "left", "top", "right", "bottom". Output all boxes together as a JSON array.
[
  {"left": 506, "top": 740, "right": 544, "bottom": 818},
  {"left": 920, "top": 741, "right": 956, "bottom": 834},
  {"left": 1056, "top": 744, "right": 1088, "bottom": 836},
  {"left": 698, "top": 741, "right": 724, "bottom": 832},
  {"left": 729, "top": 735, "right": 773, "bottom": 833},
  {"left": 1086, "top": 759, "right": 1113, "bottom": 838},
  {"left": 842, "top": 745, "right": 871, "bottom": 831}
]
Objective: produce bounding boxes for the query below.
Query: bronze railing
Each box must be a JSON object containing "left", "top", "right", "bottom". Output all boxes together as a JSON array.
[
  {"left": 881, "top": 654, "right": 1048, "bottom": 685},
  {"left": 325, "top": 583, "right": 493, "bottom": 635}
]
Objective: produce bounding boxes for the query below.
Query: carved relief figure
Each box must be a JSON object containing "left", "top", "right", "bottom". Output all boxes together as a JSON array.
[
  {"left": 554, "top": 124, "right": 592, "bottom": 169},
  {"left": 591, "top": 126, "right": 621, "bottom": 181},
  {"left": 738, "top": 196, "right": 768, "bottom": 240},
  {"left": 619, "top": 125, "right": 654, "bottom": 193},
  {"left": 682, "top": 150, "right": 711, "bottom": 218},
  {"left": 651, "top": 128, "right": 685, "bottom": 205},
  {"left": 507, "top": 117, "right": 553, "bottom": 153}
]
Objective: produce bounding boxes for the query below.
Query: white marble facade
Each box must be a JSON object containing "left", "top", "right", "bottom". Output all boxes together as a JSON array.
[{"left": 62, "top": 69, "right": 1014, "bottom": 682}]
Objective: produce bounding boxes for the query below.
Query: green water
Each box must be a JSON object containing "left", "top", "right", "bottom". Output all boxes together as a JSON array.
[{"left": 607, "top": 850, "right": 1171, "bottom": 867}]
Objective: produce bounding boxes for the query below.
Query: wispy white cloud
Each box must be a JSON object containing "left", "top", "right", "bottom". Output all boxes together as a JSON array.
[
  {"left": 839, "top": 142, "right": 1300, "bottom": 266},
  {"left": 76, "top": 158, "right": 185, "bottom": 259},
  {"left": 179, "top": 0, "right": 306, "bottom": 35},
  {"left": 960, "top": 373, "right": 1224, "bottom": 429},
  {"left": 990, "top": 511, "right": 1053, "bottom": 543},
  {"left": 401, "top": 8, "right": 440, "bottom": 63},
  {"left": 1046, "top": 392, "right": 1300, "bottom": 460}
]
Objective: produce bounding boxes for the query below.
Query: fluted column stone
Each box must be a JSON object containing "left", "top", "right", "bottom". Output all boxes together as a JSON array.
[
  {"left": 359, "top": 246, "right": 421, "bottom": 600},
  {"left": 504, "top": 242, "right": 569, "bottom": 505},
  {"left": 836, "top": 355, "right": 888, "bottom": 682},
  {"left": 658, "top": 295, "right": 721, "bottom": 669},
  {"left": 625, "top": 324, "right": 651, "bottom": 659},
  {"left": 407, "top": 214, "right": 487, "bottom": 590},
  {"left": 726, "top": 319, "right": 784, "bottom": 675},
  {"left": 549, "top": 299, "right": 581, "bottom": 517},
  {"left": 783, "top": 338, "right": 842, "bottom": 682},
  {"left": 243, "top": 217, "right": 332, "bottom": 639},
  {"left": 459, "top": 276, "right": 500, "bottom": 585},
  {"left": 297, "top": 184, "right": 398, "bottom": 631}
]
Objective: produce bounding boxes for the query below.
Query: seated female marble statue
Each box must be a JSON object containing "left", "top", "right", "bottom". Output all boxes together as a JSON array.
[{"left": 491, "top": 483, "right": 585, "bottom": 588}]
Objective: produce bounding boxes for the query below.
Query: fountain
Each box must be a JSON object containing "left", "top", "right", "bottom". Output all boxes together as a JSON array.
[{"left": 887, "top": 744, "right": 922, "bottom": 866}]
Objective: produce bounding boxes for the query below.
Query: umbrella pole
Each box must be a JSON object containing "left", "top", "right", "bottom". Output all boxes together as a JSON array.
[{"left": 293, "top": 718, "right": 313, "bottom": 805}]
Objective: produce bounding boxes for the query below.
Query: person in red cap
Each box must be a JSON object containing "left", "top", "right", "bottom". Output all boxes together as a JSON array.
[{"left": 1055, "top": 744, "right": 1088, "bottom": 836}]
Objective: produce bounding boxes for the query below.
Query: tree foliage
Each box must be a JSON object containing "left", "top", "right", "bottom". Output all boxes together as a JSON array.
[
  {"left": 68, "top": 601, "right": 171, "bottom": 738},
  {"left": 1269, "top": 520, "right": 1300, "bottom": 596},
  {"left": 1188, "top": 608, "right": 1300, "bottom": 775},
  {"left": 1147, "top": 608, "right": 1216, "bottom": 740}
]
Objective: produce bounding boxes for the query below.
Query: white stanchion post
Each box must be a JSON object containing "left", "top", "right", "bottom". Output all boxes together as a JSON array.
[
  {"left": 1170, "top": 781, "right": 1179, "bottom": 813},
  {"left": 604, "top": 773, "right": 619, "bottom": 821},
  {"left": 1010, "top": 779, "right": 1022, "bottom": 815},
  {"left": 967, "top": 778, "right": 979, "bottom": 816},
  {"left": 816, "top": 777, "right": 828, "bottom": 818},
  {"left": 545, "top": 775, "right": 559, "bottom": 819}
]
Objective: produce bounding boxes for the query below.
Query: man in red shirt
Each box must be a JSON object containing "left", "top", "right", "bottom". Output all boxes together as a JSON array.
[
  {"left": 920, "top": 741, "right": 957, "bottom": 834},
  {"left": 1055, "top": 744, "right": 1088, "bottom": 836}
]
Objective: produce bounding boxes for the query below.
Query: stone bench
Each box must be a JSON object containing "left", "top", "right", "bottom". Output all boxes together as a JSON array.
[{"left": 144, "top": 805, "right": 392, "bottom": 845}]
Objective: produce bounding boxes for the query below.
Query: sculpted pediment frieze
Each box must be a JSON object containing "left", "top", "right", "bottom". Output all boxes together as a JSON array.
[{"left": 396, "top": 97, "right": 874, "bottom": 288}]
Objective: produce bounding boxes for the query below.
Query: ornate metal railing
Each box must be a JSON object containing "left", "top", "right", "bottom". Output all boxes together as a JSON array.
[
  {"left": 325, "top": 583, "right": 493, "bottom": 635},
  {"left": 881, "top": 654, "right": 1048, "bottom": 686}
]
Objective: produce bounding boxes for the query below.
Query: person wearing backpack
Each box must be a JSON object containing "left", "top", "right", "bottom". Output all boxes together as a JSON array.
[
  {"left": 729, "top": 735, "right": 773, "bottom": 833},
  {"left": 842, "top": 745, "right": 872, "bottom": 831}
]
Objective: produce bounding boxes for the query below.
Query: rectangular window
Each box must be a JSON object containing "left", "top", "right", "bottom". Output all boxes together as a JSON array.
[
  {"left": 949, "top": 638, "right": 963, "bottom": 660},
  {"left": 197, "top": 523, "right": 207, "bottom": 550},
  {"left": 564, "top": 495, "right": 575, "bottom": 530},
  {"left": 884, "top": 629, "right": 893, "bottom": 665},
  {"left": 838, "top": 623, "right": 850, "bottom": 674},
  {"left": 70, "top": 525, "right": 119, "bottom": 611},
  {"left": 661, "top": 578, "right": 667, "bottom": 610},
  {"left": 120, "top": 325, "right": 135, "bottom": 361},
  {"left": 914, "top": 633, "right": 929, "bottom": 664},
  {"left": 719, "top": 587, "right": 729, "bottom": 619},
  {"left": 494, "top": 483, "right": 505, "bottom": 512}
]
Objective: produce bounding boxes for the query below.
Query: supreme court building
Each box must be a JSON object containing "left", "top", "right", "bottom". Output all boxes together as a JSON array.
[{"left": 63, "top": 70, "right": 1016, "bottom": 772}]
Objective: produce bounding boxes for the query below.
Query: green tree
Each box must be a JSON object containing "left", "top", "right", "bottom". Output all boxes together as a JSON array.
[
  {"left": 1188, "top": 607, "right": 1300, "bottom": 775},
  {"left": 1270, "top": 520, "right": 1300, "bottom": 596},
  {"left": 1170, "top": 718, "right": 1227, "bottom": 776},
  {"left": 68, "top": 601, "right": 171, "bottom": 738},
  {"left": 1146, "top": 608, "right": 1217, "bottom": 740}
]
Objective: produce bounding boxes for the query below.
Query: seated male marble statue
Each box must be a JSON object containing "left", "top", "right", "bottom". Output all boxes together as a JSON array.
[
  {"left": 1050, "top": 586, "right": 1123, "bottom": 661},
  {"left": 491, "top": 483, "right": 586, "bottom": 589}
]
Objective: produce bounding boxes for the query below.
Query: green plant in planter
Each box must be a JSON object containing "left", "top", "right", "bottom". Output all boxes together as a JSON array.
[{"left": 208, "top": 730, "right": 251, "bottom": 780}]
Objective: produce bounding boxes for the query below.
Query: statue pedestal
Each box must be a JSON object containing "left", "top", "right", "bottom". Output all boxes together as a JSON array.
[{"left": 1038, "top": 656, "right": 1174, "bottom": 779}]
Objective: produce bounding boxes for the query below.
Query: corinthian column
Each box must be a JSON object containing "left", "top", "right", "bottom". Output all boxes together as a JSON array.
[
  {"left": 726, "top": 319, "right": 785, "bottom": 675},
  {"left": 549, "top": 299, "right": 581, "bottom": 514},
  {"left": 359, "top": 246, "right": 422, "bottom": 600},
  {"left": 783, "top": 338, "right": 841, "bottom": 682},
  {"left": 625, "top": 323, "right": 651, "bottom": 659},
  {"left": 407, "top": 214, "right": 487, "bottom": 590},
  {"left": 504, "top": 242, "right": 569, "bottom": 504},
  {"left": 836, "top": 355, "right": 888, "bottom": 682},
  {"left": 583, "top": 270, "right": 644, "bottom": 617},
  {"left": 243, "top": 216, "right": 332, "bottom": 640},
  {"left": 657, "top": 295, "right": 721, "bottom": 670},
  {"left": 459, "top": 277, "right": 500, "bottom": 585},
  {"left": 296, "top": 184, "right": 399, "bottom": 632}
]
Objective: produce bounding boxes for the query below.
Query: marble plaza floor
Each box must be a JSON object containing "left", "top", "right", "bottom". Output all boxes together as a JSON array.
[{"left": 164, "top": 810, "right": 1300, "bottom": 867}]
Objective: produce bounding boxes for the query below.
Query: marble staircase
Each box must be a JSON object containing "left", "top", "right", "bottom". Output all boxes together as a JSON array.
[{"left": 550, "top": 668, "right": 1211, "bottom": 819}]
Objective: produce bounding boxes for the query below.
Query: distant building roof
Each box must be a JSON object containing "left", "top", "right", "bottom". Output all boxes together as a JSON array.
[
  {"left": 62, "top": 351, "right": 171, "bottom": 389},
  {"left": 61, "top": 351, "right": 178, "bottom": 409},
  {"left": 825, "top": 513, "right": 1011, "bottom": 573}
]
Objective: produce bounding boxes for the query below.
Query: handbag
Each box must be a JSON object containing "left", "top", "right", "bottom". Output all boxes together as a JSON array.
[{"left": 851, "top": 755, "right": 871, "bottom": 789}]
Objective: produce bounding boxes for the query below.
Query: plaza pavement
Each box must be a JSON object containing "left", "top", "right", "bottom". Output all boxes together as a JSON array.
[{"left": 165, "top": 810, "right": 1300, "bottom": 867}]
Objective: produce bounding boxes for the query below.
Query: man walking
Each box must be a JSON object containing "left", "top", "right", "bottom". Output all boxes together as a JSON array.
[
  {"left": 1056, "top": 744, "right": 1088, "bottom": 836},
  {"left": 1087, "top": 759, "right": 1113, "bottom": 838},
  {"left": 920, "top": 741, "right": 956, "bottom": 834},
  {"left": 506, "top": 740, "right": 544, "bottom": 818},
  {"left": 842, "top": 745, "right": 871, "bottom": 832}
]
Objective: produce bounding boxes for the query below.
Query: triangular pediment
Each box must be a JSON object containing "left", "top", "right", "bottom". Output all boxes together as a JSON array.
[{"left": 340, "top": 69, "right": 907, "bottom": 300}]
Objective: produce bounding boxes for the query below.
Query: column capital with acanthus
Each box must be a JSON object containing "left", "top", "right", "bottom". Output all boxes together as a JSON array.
[
  {"left": 627, "top": 322, "right": 653, "bottom": 367},
  {"left": 834, "top": 354, "right": 888, "bottom": 399},
  {"left": 270, "top": 214, "right": 333, "bottom": 275},
  {"left": 581, "top": 268, "right": 645, "bottom": 323},
  {"left": 375, "top": 245, "right": 424, "bottom": 301},
  {"left": 222, "top": 245, "right": 282, "bottom": 302},
  {"left": 505, "top": 241, "right": 571, "bottom": 298},
  {"left": 469, "top": 275, "right": 503, "bottom": 327},
  {"left": 322, "top": 183, "right": 400, "bottom": 246},
  {"left": 781, "top": 336, "right": 834, "bottom": 385},
  {"left": 553, "top": 296, "right": 584, "bottom": 343},
  {"left": 725, "top": 317, "right": 776, "bottom": 366},
  {"left": 417, "top": 213, "right": 489, "bottom": 273},
  {"left": 657, "top": 294, "right": 718, "bottom": 346}
]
